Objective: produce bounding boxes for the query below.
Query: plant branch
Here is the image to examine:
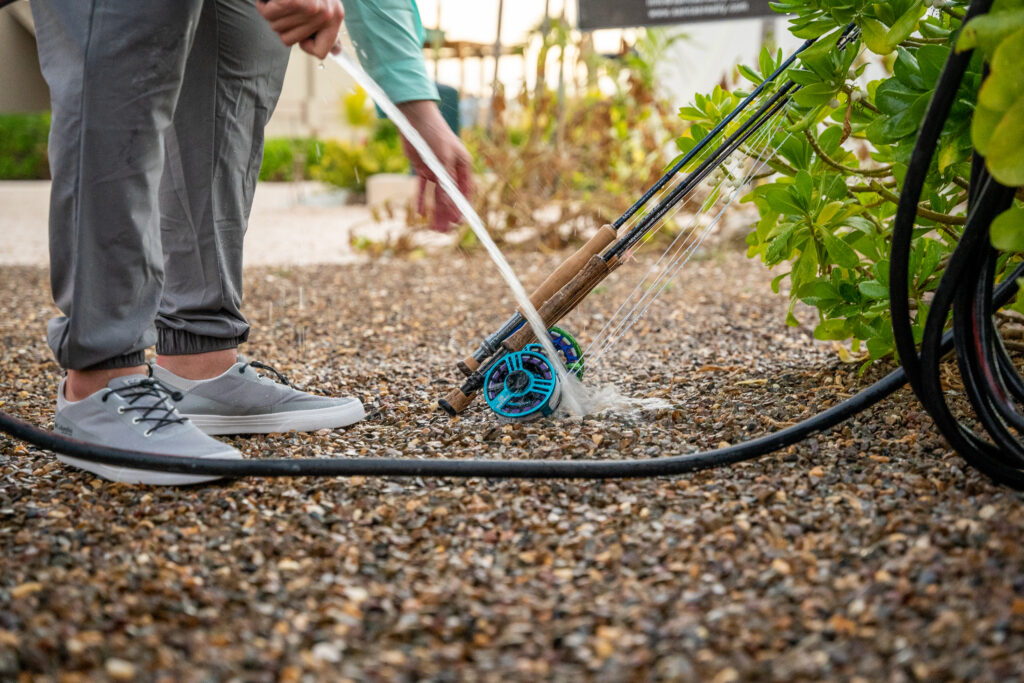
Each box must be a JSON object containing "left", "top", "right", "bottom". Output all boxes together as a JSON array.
[
  {"left": 903, "top": 37, "right": 952, "bottom": 47},
  {"left": 804, "top": 129, "right": 893, "bottom": 178},
  {"left": 941, "top": 6, "right": 966, "bottom": 21},
  {"left": 867, "top": 181, "right": 966, "bottom": 227}
]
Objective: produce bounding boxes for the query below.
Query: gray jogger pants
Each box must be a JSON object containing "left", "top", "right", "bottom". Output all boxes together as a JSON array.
[{"left": 32, "top": 0, "right": 290, "bottom": 370}]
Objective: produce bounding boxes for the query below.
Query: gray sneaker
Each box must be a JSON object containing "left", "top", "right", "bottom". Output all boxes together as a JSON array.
[
  {"left": 151, "top": 357, "right": 365, "bottom": 435},
  {"left": 54, "top": 375, "right": 242, "bottom": 486}
]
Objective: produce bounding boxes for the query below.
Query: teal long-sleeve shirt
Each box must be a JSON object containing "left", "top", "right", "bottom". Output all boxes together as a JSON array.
[{"left": 343, "top": 0, "right": 440, "bottom": 104}]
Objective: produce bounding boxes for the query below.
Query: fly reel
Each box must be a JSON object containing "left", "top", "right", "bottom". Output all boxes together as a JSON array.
[
  {"left": 545, "top": 326, "right": 584, "bottom": 379},
  {"left": 482, "top": 328, "right": 583, "bottom": 422}
]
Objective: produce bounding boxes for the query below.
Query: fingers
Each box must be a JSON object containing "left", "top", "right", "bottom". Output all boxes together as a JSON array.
[
  {"left": 417, "top": 175, "right": 427, "bottom": 217},
  {"left": 280, "top": 20, "right": 322, "bottom": 46},
  {"left": 432, "top": 184, "right": 458, "bottom": 233},
  {"left": 307, "top": 2, "right": 343, "bottom": 58},
  {"left": 259, "top": 0, "right": 344, "bottom": 58},
  {"left": 430, "top": 150, "right": 466, "bottom": 233},
  {"left": 302, "top": 24, "right": 337, "bottom": 59},
  {"left": 455, "top": 151, "right": 474, "bottom": 199}
]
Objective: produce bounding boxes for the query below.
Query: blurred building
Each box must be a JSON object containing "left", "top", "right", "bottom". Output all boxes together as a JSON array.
[
  {"left": 0, "top": 2, "right": 364, "bottom": 137},
  {"left": 0, "top": 3, "right": 48, "bottom": 113},
  {"left": 1, "top": 0, "right": 801, "bottom": 135}
]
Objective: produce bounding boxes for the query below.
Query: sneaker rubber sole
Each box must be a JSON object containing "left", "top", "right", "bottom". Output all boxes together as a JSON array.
[
  {"left": 56, "top": 449, "right": 240, "bottom": 486},
  {"left": 183, "top": 401, "right": 366, "bottom": 435}
]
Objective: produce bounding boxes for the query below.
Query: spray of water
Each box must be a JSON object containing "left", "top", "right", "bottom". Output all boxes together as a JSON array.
[
  {"left": 559, "top": 374, "right": 671, "bottom": 417},
  {"left": 330, "top": 51, "right": 586, "bottom": 415}
]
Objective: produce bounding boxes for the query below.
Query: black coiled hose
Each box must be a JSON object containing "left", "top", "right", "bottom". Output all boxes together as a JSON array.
[
  {"left": 889, "top": 0, "right": 1024, "bottom": 489},
  {"left": 1, "top": 0, "right": 1022, "bottom": 488}
]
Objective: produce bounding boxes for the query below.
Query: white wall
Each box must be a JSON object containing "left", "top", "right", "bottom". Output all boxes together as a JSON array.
[{"left": 654, "top": 16, "right": 804, "bottom": 109}]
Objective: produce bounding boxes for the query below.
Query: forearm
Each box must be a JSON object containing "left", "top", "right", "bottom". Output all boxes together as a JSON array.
[{"left": 342, "top": 0, "right": 439, "bottom": 104}]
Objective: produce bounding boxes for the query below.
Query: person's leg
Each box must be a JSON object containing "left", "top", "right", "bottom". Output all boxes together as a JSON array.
[
  {"left": 32, "top": 0, "right": 204, "bottom": 398},
  {"left": 154, "top": 0, "right": 290, "bottom": 373},
  {"left": 150, "top": 0, "right": 364, "bottom": 434},
  {"left": 32, "top": 0, "right": 243, "bottom": 484}
]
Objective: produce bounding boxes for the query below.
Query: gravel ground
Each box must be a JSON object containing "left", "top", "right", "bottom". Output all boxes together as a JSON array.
[{"left": 1, "top": 250, "right": 1022, "bottom": 681}]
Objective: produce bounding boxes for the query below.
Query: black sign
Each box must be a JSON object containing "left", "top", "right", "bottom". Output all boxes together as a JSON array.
[{"left": 578, "top": 0, "right": 778, "bottom": 30}]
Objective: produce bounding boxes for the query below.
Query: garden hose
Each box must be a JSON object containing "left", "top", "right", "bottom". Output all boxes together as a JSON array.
[{"left": 2, "top": 0, "right": 1023, "bottom": 488}]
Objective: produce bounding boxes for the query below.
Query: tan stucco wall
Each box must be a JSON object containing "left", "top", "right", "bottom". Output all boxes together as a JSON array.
[
  {"left": 0, "top": 9, "right": 49, "bottom": 113},
  {"left": 265, "top": 48, "right": 359, "bottom": 140},
  {"left": 0, "top": 2, "right": 357, "bottom": 138}
]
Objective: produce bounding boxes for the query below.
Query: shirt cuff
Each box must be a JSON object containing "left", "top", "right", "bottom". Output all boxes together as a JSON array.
[{"left": 366, "top": 58, "right": 440, "bottom": 104}]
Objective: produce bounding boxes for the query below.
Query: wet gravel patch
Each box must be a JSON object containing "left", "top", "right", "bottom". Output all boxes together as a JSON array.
[{"left": 1, "top": 251, "right": 1023, "bottom": 681}]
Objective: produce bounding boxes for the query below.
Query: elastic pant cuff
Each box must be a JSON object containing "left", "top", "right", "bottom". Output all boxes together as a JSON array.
[
  {"left": 81, "top": 351, "right": 148, "bottom": 371},
  {"left": 156, "top": 327, "right": 247, "bottom": 356}
]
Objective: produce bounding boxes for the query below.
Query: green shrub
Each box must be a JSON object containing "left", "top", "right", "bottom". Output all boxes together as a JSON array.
[
  {"left": 459, "top": 23, "right": 684, "bottom": 249},
  {"left": 310, "top": 122, "right": 409, "bottom": 192},
  {"left": 679, "top": 0, "right": 1023, "bottom": 365},
  {"left": 258, "top": 138, "right": 323, "bottom": 182},
  {"left": 0, "top": 113, "right": 51, "bottom": 180}
]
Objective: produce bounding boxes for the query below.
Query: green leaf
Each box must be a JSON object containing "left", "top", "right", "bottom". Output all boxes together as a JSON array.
[
  {"left": 737, "top": 64, "right": 763, "bottom": 85},
  {"left": 818, "top": 200, "right": 846, "bottom": 226},
  {"left": 858, "top": 280, "right": 890, "bottom": 299},
  {"left": 794, "top": 170, "right": 815, "bottom": 207},
  {"left": 797, "top": 281, "right": 841, "bottom": 306},
  {"left": 766, "top": 223, "right": 797, "bottom": 263},
  {"left": 770, "top": 271, "right": 790, "bottom": 294},
  {"left": 860, "top": 3, "right": 926, "bottom": 55},
  {"left": 866, "top": 336, "right": 894, "bottom": 359},
  {"left": 990, "top": 205, "right": 1024, "bottom": 252},
  {"left": 975, "top": 27, "right": 1024, "bottom": 184},
  {"left": 971, "top": 102, "right": 1002, "bottom": 156},
  {"left": 793, "top": 82, "right": 840, "bottom": 108},
  {"left": 819, "top": 229, "right": 861, "bottom": 269},
  {"left": 764, "top": 186, "right": 805, "bottom": 215},
  {"left": 814, "top": 318, "right": 850, "bottom": 341},
  {"left": 861, "top": 18, "right": 895, "bottom": 55},
  {"left": 959, "top": 9, "right": 1024, "bottom": 58},
  {"left": 886, "top": 1, "right": 927, "bottom": 50}
]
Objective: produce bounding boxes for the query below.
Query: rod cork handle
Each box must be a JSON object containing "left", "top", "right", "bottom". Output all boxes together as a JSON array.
[
  {"left": 504, "top": 254, "right": 611, "bottom": 351},
  {"left": 438, "top": 387, "right": 475, "bottom": 416},
  {"left": 519, "top": 224, "right": 616, "bottom": 314},
  {"left": 457, "top": 356, "right": 481, "bottom": 376}
]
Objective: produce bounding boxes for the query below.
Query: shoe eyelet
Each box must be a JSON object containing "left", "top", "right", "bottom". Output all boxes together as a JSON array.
[
  {"left": 143, "top": 429, "right": 153, "bottom": 437},
  {"left": 132, "top": 417, "right": 141, "bottom": 424},
  {"left": 117, "top": 407, "right": 126, "bottom": 414}
]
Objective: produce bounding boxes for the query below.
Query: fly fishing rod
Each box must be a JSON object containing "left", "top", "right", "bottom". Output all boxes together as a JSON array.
[
  {"left": 445, "top": 34, "right": 821, "bottom": 382},
  {"left": 437, "top": 28, "right": 858, "bottom": 421},
  {"left": 2, "top": 0, "right": 1022, "bottom": 488}
]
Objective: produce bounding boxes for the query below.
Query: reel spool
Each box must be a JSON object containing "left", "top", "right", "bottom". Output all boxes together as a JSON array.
[
  {"left": 546, "top": 326, "right": 584, "bottom": 378},
  {"left": 519, "top": 327, "right": 584, "bottom": 377},
  {"left": 482, "top": 350, "right": 562, "bottom": 422}
]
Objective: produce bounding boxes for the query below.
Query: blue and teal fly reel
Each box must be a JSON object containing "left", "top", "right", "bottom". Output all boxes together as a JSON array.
[
  {"left": 545, "top": 326, "right": 584, "bottom": 379},
  {"left": 482, "top": 327, "right": 584, "bottom": 422}
]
